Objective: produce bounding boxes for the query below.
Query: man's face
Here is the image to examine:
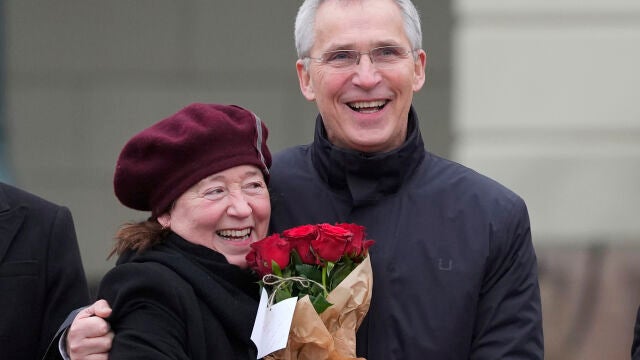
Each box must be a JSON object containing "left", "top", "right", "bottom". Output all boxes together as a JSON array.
[{"left": 296, "top": 0, "right": 426, "bottom": 153}]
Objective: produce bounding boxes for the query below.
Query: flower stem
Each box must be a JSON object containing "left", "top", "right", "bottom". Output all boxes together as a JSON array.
[{"left": 321, "top": 266, "right": 329, "bottom": 296}]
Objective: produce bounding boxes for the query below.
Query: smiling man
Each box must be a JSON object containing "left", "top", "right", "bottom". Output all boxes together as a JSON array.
[{"left": 268, "top": 0, "right": 544, "bottom": 358}]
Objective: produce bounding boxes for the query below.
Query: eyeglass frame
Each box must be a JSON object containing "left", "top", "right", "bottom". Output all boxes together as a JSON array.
[{"left": 301, "top": 45, "right": 419, "bottom": 70}]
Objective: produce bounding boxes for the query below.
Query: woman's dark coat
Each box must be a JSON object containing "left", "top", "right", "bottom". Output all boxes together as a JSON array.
[{"left": 97, "top": 233, "right": 260, "bottom": 360}]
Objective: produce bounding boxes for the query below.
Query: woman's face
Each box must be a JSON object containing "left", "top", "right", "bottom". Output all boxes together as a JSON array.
[{"left": 158, "top": 165, "right": 271, "bottom": 268}]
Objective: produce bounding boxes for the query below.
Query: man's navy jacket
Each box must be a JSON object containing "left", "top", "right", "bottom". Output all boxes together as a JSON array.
[{"left": 269, "top": 108, "right": 544, "bottom": 359}]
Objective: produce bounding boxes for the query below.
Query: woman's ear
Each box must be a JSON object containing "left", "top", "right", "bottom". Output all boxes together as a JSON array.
[{"left": 157, "top": 213, "right": 171, "bottom": 229}]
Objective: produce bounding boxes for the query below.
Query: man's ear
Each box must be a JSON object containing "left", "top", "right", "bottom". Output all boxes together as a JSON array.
[
  {"left": 412, "top": 49, "right": 427, "bottom": 92},
  {"left": 296, "top": 60, "right": 316, "bottom": 101}
]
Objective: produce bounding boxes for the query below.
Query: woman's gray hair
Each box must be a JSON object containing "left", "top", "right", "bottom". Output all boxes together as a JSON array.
[{"left": 294, "top": 0, "right": 422, "bottom": 63}]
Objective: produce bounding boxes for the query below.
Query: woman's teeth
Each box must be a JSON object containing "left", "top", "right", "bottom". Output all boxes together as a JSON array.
[{"left": 217, "top": 229, "right": 251, "bottom": 241}]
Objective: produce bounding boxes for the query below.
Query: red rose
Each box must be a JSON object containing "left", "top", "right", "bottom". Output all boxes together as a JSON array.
[
  {"left": 282, "top": 224, "right": 319, "bottom": 264},
  {"left": 312, "top": 223, "right": 351, "bottom": 262},
  {"left": 246, "top": 249, "right": 258, "bottom": 269},
  {"left": 247, "top": 234, "right": 290, "bottom": 276},
  {"left": 336, "top": 223, "right": 375, "bottom": 258}
]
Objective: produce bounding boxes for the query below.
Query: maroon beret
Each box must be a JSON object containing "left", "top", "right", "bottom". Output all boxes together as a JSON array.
[{"left": 114, "top": 103, "right": 271, "bottom": 217}]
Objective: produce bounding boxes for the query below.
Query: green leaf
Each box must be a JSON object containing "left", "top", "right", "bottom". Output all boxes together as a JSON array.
[
  {"left": 326, "top": 261, "right": 335, "bottom": 276},
  {"left": 328, "top": 262, "right": 353, "bottom": 291},
  {"left": 295, "top": 264, "right": 323, "bottom": 283},
  {"left": 310, "top": 294, "right": 333, "bottom": 314},
  {"left": 290, "top": 249, "right": 303, "bottom": 266},
  {"left": 274, "top": 287, "right": 293, "bottom": 303},
  {"left": 271, "top": 260, "right": 283, "bottom": 277},
  {"left": 341, "top": 255, "right": 354, "bottom": 267}
]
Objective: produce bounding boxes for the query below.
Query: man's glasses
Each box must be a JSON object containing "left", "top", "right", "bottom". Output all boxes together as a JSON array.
[{"left": 304, "top": 46, "right": 415, "bottom": 70}]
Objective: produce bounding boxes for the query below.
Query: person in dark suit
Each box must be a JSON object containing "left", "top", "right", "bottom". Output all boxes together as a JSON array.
[
  {"left": 632, "top": 306, "right": 640, "bottom": 359},
  {"left": 0, "top": 181, "right": 89, "bottom": 360}
]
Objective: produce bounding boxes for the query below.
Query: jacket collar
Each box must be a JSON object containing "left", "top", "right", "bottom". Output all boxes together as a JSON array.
[{"left": 310, "top": 106, "right": 425, "bottom": 206}]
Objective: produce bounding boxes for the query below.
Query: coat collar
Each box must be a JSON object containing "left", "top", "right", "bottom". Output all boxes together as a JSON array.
[
  {"left": 0, "top": 184, "right": 27, "bottom": 264},
  {"left": 310, "top": 106, "right": 426, "bottom": 206}
]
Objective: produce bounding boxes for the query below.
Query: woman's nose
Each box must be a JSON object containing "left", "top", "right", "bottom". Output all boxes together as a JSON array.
[{"left": 227, "top": 193, "right": 252, "bottom": 217}]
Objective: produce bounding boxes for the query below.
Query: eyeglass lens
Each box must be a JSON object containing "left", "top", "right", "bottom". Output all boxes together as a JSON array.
[{"left": 321, "top": 46, "right": 411, "bottom": 68}]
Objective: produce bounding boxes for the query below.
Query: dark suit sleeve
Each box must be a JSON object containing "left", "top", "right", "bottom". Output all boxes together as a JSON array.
[
  {"left": 632, "top": 306, "right": 640, "bottom": 359},
  {"left": 471, "top": 199, "right": 544, "bottom": 359},
  {"left": 41, "top": 307, "right": 84, "bottom": 360},
  {"left": 39, "top": 207, "right": 90, "bottom": 358}
]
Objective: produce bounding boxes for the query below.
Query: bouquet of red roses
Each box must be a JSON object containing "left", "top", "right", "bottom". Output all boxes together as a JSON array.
[{"left": 246, "top": 223, "right": 374, "bottom": 360}]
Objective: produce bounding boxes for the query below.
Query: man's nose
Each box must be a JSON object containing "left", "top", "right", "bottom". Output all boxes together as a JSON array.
[
  {"left": 352, "top": 54, "right": 381, "bottom": 87},
  {"left": 355, "top": 52, "right": 375, "bottom": 66}
]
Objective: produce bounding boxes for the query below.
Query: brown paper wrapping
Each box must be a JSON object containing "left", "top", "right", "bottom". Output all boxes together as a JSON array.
[{"left": 265, "top": 256, "right": 373, "bottom": 360}]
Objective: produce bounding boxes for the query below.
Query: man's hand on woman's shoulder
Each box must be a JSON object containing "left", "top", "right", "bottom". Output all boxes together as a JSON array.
[{"left": 66, "top": 300, "right": 113, "bottom": 360}]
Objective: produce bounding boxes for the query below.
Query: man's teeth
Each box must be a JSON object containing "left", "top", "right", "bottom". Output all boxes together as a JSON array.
[
  {"left": 217, "top": 229, "right": 251, "bottom": 240},
  {"left": 348, "top": 100, "right": 386, "bottom": 112}
]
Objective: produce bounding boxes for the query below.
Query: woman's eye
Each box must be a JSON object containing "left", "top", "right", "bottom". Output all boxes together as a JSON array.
[
  {"left": 244, "top": 182, "right": 265, "bottom": 193},
  {"left": 203, "top": 188, "right": 226, "bottom": 199}
]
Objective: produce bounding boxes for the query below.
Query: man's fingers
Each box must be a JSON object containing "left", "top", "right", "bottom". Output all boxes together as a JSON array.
[
  {"left": 67, "top": 329, "right": 114, "bottom": 360},
  {"left": 78, "top": 356, "right": 109, "bottom": 360},
  {"left": 91, "top": 299, "right": 113, "bottom": 318},
  {"left": 67, "top": 301, "right": 113, "bottom": 360},
  {"left": 69, "top": 316, "right": 111, "bottom": 339},
  {"left": 75, "top": 299, "right": 112, "bottom": 320}
]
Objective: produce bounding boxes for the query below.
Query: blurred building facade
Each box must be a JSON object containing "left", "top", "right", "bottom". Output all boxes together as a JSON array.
[
  {"left": 454, "top": 1, "right": 640, "bottom": 358},
  {"left": 2, "top": 1, "right": 639, "bottom": 358}
]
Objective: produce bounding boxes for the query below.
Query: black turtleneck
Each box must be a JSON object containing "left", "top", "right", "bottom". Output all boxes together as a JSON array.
[{"left": 310, "top": 106, "right": 426, "bottom": 206}]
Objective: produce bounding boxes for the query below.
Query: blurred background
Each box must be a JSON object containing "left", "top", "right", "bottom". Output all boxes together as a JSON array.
[{"left": 1, "top": 1, "right": 639, "bottom": 358}]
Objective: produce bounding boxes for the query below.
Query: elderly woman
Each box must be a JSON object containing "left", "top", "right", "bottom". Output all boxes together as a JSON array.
[{"left": 96, "top": 103, "right": 271, "bottom": 359}]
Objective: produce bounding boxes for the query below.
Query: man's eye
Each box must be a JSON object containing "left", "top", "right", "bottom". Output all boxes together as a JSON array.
[
  {"left": 325, "top": 51, "right": 354, "bottom": 62},
  {"left": 376, "top": 46, "right": 401, "bottom": 57}
]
